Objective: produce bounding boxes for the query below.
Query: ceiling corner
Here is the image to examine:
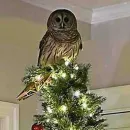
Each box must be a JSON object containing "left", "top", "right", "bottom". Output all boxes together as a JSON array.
[
  {"left": 21, "top": 0, "right": 130, "bottom": 24},
  {"left": 91, "top": 2, "right": 130, "bottom": 24}
]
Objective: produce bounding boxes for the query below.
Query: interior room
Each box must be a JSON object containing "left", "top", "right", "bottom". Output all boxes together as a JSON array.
[{"left": 0, "top": 0, "right": 130, "bottom": 130}]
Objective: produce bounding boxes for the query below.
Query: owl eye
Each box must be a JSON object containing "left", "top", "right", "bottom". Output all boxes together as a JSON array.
[
  {"left": 55, "top": 17, "right": 61, "bottom": 22},
  {"left": 64, "top": 17, "right": 69, "bottom": 23}
]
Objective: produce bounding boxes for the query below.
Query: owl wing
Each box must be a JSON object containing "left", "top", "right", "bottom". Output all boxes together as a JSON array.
[
  {"left": 79, "top": 35, "right": 83, "bottom": 50},
  {"left": 38, "top": 31, "right": 83, "bottom": 66},
  {"left": 37, "top": 31, "right": 50, "bottom": 66},
  {"left": 72, "top": 34, "right": 83, "bottom": 60},
  {"left": 61, "top": 32, "right": 83, "bottom": 62}
]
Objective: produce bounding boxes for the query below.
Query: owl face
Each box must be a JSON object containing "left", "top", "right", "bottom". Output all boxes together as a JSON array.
[{"left": 47, "top": 9, "right": 77, "bottom": 31}]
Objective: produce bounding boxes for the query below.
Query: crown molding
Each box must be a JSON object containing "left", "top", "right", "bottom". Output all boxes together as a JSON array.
[
  {"left": 21, "top": 0, "right": 130, "bottom": 24},
  {"left": 92, "top": 2, "right": 130, "bottom": 24}
]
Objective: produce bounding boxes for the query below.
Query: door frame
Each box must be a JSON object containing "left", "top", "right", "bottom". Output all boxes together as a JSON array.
[{"left": 0, "top": 101, "right": 19, "bottom": 130}]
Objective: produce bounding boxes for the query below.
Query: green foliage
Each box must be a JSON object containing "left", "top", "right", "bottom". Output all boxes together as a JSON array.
[{"left": 23, "top": 62, "right": 107, "bottom": 130}]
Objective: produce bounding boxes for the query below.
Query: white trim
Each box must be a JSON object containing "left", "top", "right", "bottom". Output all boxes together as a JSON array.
[
  {"left": 0, "top": 101, "right": 19, "bottom": 130},
  {"left": 92, "top": 85, "right": 130, "bottom": 129},
  {"left": 92, "top": 85, "right": 130, "bottom": 111},
  {"left": 21, "top": 0, "right": 130, "bottom": 24},
  {"left": 92, "top": 2, "right": 130, "bottom": 24},
  {"left": 103, "top": 107, "right": 130, "bottom": 114}
]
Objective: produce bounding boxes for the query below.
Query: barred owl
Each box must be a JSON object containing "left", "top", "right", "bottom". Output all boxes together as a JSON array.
[{"left": 38, "top": 9, "right": 82, "bottom": 66}]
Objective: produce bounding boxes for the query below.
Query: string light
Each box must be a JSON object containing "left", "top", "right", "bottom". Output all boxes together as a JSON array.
[
  {"left": 70, "top": 74, "right": 75, "bottom": 78},
  {"left": 35, "top": 74, "right": 42, "bottom": 81},
  {"left": 89, "top": 113, "right": 93, "bottom": 117},
  {"left": 47, "top": 107, "right": 52, "bottom": 113},
  {"left": 81, "top": 96, "right": 87, "bottom": 102},
  {"left": 60, "top": 105, "right": 67, "bottom": 112},
  {"left": 82, "top": 103, "right": 87, "bottom": 109},
  {"left": 46, "top": 119, "right": 50, "bottom": 122},
  {"left": 74, "top": 90, "right": 80, "bottom": 97},
  {"left": 70, "top": 127, "right": 73, "bottom": 130},
  {"left": 65, "top": 60, "right": 70, "bottom": 66},
  {"left": 74, "top": 65, "right": 79, "bottom": 70},
  {"left": 51, "top": 73, "right": 58, "bottom": 79},
  {"left": 61, "top": 73, "right": 66, "bottom": 78}
]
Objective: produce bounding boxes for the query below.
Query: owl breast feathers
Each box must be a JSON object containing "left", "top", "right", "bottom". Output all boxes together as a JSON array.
[{"left": 38, "top": 9, "right": 82, "bottom": 66}]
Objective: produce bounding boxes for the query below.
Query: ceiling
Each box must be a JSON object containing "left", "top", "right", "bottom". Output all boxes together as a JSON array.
[
  {"left": 21, "top": 0, "right": 130, "bottom": 9},
  {"left": 64, "top": 0, "right": 130, "bottom": 9}
]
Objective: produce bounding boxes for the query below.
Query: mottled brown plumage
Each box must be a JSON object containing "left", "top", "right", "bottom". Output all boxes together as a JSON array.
[{"left": 38, "top": 9, "right": 82, "bottom": 66}]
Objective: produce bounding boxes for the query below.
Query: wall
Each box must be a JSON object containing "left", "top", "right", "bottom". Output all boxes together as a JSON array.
[
  {"left": 93, "top": 85, "right": 130, "bottom": 129},
  {"left": 0, "top": 17, "right": 43, "bottom": 130},
  {"left": 78, "top": 17, "right": 130, "bottom": 89},
  {"left": 90, "top": 18, "right": 130, "bottom": 89}
]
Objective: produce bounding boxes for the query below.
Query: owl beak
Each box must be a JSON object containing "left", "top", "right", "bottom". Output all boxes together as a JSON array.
[{"left": 61, "top": 22, "right": 65, "bottom": 29}]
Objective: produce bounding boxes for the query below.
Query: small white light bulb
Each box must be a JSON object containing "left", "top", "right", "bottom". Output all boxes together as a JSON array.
[
  {"left": 70, "top": 127, "right": 73, "bottom": 130},
  {"left": 60, "top": 105, "right": 67, "bottom": 112},
  {"left": 51, "top": 73, "right": 57, "bottom": 79},
  {"left": 74, "top": 90, "right": 80, "bottom": 97},
  {"left": 35, "top": 75, "right": 42, "bottom": 81},
  {"left": 81, "top": 96, "right": 87, "bottom": 102},
  {"left": 47, "top": 107, "right": 52, "bottom": 113},
  {"left": 65, "top": 60, "right": 70, "bottom": 66},
  {"left": 62, "top": 73, "right": 66, "bottom": 78},
  {"left": 74, "top": 65, "right": 79, "bottom": 70},
  {"left": 82, "top": 103, "right": 87, "bottom": 109},
  {"left": 89, "top": 113, "right": 93, "bottom": 117},
  {"left": 70, "top": 74, "right": 75, "bottom": 78},
  {"left": 46, "top": 119, "right": 50, "bottom": 122}
]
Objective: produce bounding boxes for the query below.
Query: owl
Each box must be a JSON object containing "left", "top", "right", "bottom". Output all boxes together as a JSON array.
[{"left": 38, "top": 9, "right": 82, "bottom": 66}]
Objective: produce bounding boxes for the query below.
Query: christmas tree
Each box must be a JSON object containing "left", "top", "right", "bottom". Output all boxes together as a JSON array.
[
  {"left": 21, "top": 61, "right": 107, "bottom": 130},
  {"left": 17, "top": 9, "right": 107, "bottom": 130}
]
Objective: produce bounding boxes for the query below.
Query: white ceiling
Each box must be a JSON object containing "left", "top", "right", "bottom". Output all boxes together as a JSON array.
[
  {"left": 65, "top": 0, "right": 130, "bottom": 8},
  {"left": 21, "top": 0, "right": 130, "bottom": 9}
]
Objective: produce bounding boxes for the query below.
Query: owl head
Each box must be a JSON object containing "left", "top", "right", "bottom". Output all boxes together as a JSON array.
[{"left": 47, "top": 9, "right": 77, "bottom": 31}]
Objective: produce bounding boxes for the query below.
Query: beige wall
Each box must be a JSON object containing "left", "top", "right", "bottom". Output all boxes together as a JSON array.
[
  {"left": 90, "top": 18, "right": 130, "bottom": 88},
  {"left": 0, "top": 17, "right": 45, "bottom": 130}
]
